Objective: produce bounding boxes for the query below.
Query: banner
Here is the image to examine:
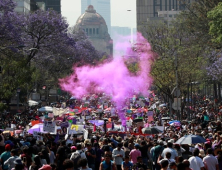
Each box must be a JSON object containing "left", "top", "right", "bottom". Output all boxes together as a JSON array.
[
  {"left": 43, "top": 121, "right": 56, "bottom": 133},
  {"left": 147, "top": 110, "right": 154, "bottom": 122}
]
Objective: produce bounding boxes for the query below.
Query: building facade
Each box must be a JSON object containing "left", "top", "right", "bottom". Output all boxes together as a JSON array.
[
  {"left": 75, "top": 5, "right": 113, "bottom": 56},
  {"left": 14, "top": 0, "right": 31, "bottom": 14},
  {"left": 136, "top": 0, "right": 194, "bottom": 31},
  {"left": 33, "top": 0, "right": 61, "bottom": 13},
  {"left": 81, "top": 0, "right": 111, "bottom": 34}
]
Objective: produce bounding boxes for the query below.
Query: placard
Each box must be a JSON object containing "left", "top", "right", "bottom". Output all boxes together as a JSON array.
[
  {"left": 43, "top": 121, "right": 55, "bottom": 133},
  {"left": 147, "top": 110, "right": 154, "bottom": 122}
]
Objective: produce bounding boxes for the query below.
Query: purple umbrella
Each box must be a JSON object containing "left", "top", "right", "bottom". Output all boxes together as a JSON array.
[{"left": 28, "top": 123, "right": 43, "bottom": 134}]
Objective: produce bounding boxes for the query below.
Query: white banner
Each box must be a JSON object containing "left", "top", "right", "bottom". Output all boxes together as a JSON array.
[{"left": 43, "top": 121, "right": 56, "bottom": 133}]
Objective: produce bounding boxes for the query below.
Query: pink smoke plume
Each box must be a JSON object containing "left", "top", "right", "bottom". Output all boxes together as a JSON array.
[{"left": 59, "top": 32, "right": 154, "bottom": 125}]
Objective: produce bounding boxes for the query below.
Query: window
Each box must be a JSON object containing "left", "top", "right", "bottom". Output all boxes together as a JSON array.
[
  {"left": 96, "top": 28, "right": 99, "bottom": 34},
  {"left": 86, "top": 28, "right": 88, "bottom": 35},
  {"left": 89, "top": 28, "right": 92, "bottom": 35},
  {"left": 169, "top": 14, "right": 172, "bottom": 17},
  {"left": 93, "top": 28, "right": 95, "bottom": 34}
]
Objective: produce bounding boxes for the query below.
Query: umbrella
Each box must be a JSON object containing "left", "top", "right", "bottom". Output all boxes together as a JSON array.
[
  {"left": 133, "top": 118, "right": 143, "bottom": 123},
  {"left": 28, "top": 123, "right": 43, "bottom": 134},
  {"left": 142, "top": 127, "right": 162, "bottom": 134},
  {"left": 169, "top": 120, "right": 180, "bottom": 124},
  {"left": 38, "top": 106, "right": 53, "bottom": 112},
  {"left": 28, "top": 100, "right": 39, "bottom": 106},
  {"left": 175, "top": 135, "right": 206, "bottom": 144},
  {"left": 159, "top": 103, "right": 167, "bottom": 107},
  {"left": 170, "top": 122, "right": 181, "bottom": 127},
  {"left": 162, "top": 117, "right": 171, "bottom": 120}
]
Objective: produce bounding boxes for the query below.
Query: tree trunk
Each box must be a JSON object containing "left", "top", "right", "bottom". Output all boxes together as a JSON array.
[{"left": 218, "top": 82, "right": 221, "bottom": 102}]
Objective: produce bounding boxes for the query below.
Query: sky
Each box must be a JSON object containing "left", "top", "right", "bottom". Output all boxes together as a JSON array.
[{"left": 61, "top": 0, "right": 136, "bottom": 29}]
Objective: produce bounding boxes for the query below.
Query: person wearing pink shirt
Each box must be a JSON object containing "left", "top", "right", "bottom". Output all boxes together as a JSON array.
[{"left": 129, "top": 144, "right": 141, "bottom": 164}]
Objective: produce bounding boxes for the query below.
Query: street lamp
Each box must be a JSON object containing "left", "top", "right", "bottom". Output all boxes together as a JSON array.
[{"left": 17, "top": 88, "right": 21, "bottom": 111}]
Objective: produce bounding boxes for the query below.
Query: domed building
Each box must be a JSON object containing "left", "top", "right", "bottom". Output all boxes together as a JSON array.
[{"left": 74, "top": 5, "right": 113, "bottom": 56}]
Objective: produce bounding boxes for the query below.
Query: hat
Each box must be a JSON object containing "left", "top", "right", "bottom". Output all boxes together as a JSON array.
[
  {"left": 199, "top": 149, "right": 205, "bottom": 157},
  {"left": 168, "top": 139, "right": 174, "bottom": 143},
  {"left": 14, "top": 158, "right": 23, "bottom": 165},
  {"left": 5, "top": 144, "right": 11, "bottom": 150},
  {"left": 214, "top": 148, "right": 222, "bottom": 156},
  {"left": 134, "top": 143, "right": 140, "bottom": 147},
  {"left": 92, "top": 135, "right": 97, "bottom": 139},
  {"left": 39, "top": 164, "right": 52, "bottom": 170},
  {"left": 71, "top": 146, "right": 76, "bottom": 150}
]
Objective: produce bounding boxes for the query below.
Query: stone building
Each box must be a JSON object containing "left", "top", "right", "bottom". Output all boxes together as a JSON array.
[{"left": 74, "top": 5, "right": 113, "bottom": 56}]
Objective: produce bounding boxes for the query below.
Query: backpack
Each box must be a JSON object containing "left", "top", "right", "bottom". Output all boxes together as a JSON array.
[{"left": 71, "top": 151, "right": 83, "bottom": 169}]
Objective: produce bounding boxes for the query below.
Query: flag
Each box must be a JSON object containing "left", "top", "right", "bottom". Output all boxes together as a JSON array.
[
  {"left": 93, "top": 123, "right": 96, "bottom": 132},
  {"left": 112, "top": 121, "right": 114, "bottom": 130},
  {"left": 72, "top": 118, "right": 76, "bottom": 124},
  {"left": 54, "top": 133, "right": 59, "bottom": 143},
  {"left": 62, "top": 116, "right": 66, "bottom": 122},
  {"left": 139, "top": 126, "right": 142, "bottom": 134}
]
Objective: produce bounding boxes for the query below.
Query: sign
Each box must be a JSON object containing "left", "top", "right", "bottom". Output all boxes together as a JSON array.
[
  {"left": 172, "top": 98, "right": 181, "bottom": 110},
  {"left": 33, "top": 131, "right": 43, "bottom": 141},
  {"left": 43, "top": 121, "right": 55, "bottom": 133},
  {"left": 174, "top": 89, "right": 181, "bottom": 97},
  {"left": 147, "top": 110, "right": 154, "bottom": 122}
]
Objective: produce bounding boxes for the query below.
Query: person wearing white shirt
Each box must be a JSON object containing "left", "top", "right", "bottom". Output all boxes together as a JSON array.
[
  {"left": 188, "top": 148, "right": 205, "bottom": 170},
  {"left": 4, "top": 149, "right": 18, "bottom": 170},
  {"left": 112, "top": 143, "right": 125, "bottom": 170},
  {"left": 203, "top": 148, "right": 219, "bottom": 170}
]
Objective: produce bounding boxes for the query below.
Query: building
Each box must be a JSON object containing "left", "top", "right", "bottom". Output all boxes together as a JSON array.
[
  {"left": 30, "top": 0, "right": 45, "bottom": 11},
  {"left": 32, "top": 0, "right": 61, "bottom": 13},
  {"left": 111, "top": 26, "right": 131, "bottom": 38},
  {"left": 14, "top": 0, "right": 31, "bottom": 14},
  {"left": 158, "top": 10, "right": 180, "bottom": 27},
  {"left": 74, "top": 5, "right": 113, "bottom": 56},
  {"left": 81, "top": 0, "right": 111, "bottom": 34},
  {"left": 136, "top": 0, "right": 194, "bottom": 31}
]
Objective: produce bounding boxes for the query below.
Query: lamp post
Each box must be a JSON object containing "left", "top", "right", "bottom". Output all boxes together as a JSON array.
[{"left": 17, "top": 88, "right": 21, "bottom": 111}]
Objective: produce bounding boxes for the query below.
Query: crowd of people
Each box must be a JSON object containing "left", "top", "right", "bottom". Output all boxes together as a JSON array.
[{"left": 0, "top": 93, "right": 222, "bottom": 170}]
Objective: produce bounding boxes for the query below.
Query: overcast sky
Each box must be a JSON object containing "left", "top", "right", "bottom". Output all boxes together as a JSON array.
[{"left": 61, "top": 0, "right": 136, "bottom": 29}]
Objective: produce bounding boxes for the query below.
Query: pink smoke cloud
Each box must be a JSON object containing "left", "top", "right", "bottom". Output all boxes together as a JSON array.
[{"left": 59, "top": 33, "right": 154, "bottom": 124}]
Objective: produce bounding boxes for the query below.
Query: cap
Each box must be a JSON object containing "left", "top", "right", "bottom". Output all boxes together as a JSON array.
[
  {"left": 5, "top": 144, "right": 11, "bottom": 150},
  {"left": 71, "top": 146, "right": 76, "bottom": 150},
  {"left": 39, "top": 164, "right": 52, "bottom": 170}
]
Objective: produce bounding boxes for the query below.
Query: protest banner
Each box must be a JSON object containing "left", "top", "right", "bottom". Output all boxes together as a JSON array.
[
  {"left": 43, "top": 121, "right": 56, "bottom": 133},
  {"left": 147, "top": 110, "right": 154, "bottom": 122}
]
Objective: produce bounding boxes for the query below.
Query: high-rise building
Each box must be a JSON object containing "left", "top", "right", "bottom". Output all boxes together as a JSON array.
[
  {"left": 136, "top": 0, "right": 193, "bottom": 31},
  {"left": 33, "top": 0, "right": 61, "bottom": 13},
  {"left": 30, "top": 0, "right": 45, "bottom": 11},
  {"left": 14, "top": 0, "right": 31, "bottom": 14},
  {"left": 81, "top": 0, "right": 111, "bottom": 34}
]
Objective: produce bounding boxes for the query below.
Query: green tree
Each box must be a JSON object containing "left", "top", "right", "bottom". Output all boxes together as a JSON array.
[{"left": 208, "top": 2, "right": 222, "bottom": 43}]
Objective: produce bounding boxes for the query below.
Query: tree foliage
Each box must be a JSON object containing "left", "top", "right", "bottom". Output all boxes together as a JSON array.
[
  {"left": 208, "top": 2, "right": 222, "bottom": 43},
  {"left": 0, "top": 0, "right": 102, "bottom": 102}
]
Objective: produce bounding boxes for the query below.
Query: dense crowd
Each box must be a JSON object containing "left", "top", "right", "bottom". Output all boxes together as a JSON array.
[{"left": 0, "top": 94, "right": 222, "bottom": 170}]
